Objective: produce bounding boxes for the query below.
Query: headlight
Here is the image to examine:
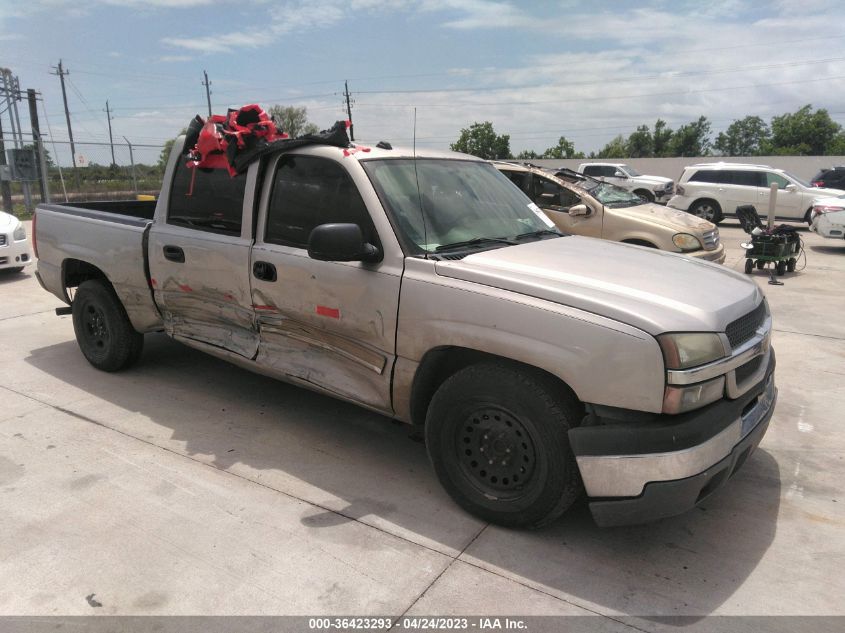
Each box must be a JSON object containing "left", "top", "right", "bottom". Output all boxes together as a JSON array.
[
  {"left": 657, "top": 332, "right": 727, "bottom": 370},
  {"left": 672, "top": 233, "right": 702, "bottom": 251},
  {"left": 13, "top": 223, "right": 26, "bottom": 241}
]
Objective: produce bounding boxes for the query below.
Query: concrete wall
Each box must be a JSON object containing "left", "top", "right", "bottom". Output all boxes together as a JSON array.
[{"left": 529, "top": 156, "right": 845, "bottom": 182}]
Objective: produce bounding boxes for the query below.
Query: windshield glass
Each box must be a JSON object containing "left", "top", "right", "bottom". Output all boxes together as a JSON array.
[
  {"left": 584, "top": 181, "right": 646, "bottom": 208},
  {"left": 363, "top": 159, "right": 555, "bottom": 254},
  {"left": 783, "top": 171, "right": 811, "bottom": 188},
  {"left": 621, "top": 164, "right": 641, "bottom": 176}
]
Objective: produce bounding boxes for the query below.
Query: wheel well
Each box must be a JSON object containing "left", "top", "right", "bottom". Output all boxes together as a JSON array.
[
  {"left": 408, "top": 346, "right": 582, "bottom": 426},
  {"left": 63, "top": 259, "right": 109, "bottom": 293},
  {"left": 633, "top": 188, "right": 653, "bottom": 198},
  {"left": 621, "top": 238, "right": 657, "bottom": 248}
]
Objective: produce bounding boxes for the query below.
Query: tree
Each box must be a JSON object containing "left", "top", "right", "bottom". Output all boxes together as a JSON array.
[
  {"left": 450, "top": 121, "right": 512, "bottom": 159},
  {"left": 158, "top": 128, "right": 187, "bottom": 170},
  {"left": 766, "top": 105, "right": 841, "bottom": 155},
  {"left": 669, "top": 116, "right": 711, "bottom": 157},
  {"left": 714, "top": 116, "right": 770, "bottom": 156},
  {"left": 515, "top": 149, "right": 541, "bottom": 159},
  {"left": 653, "top": 119, "right": 673, "bottom": 157},
  {"left": 626, "top": 125, "right": 653, "bottom": 158},
  {"left": 268, "top": 105, "right": 319, "bottom": 138},
  {"left": 542, "top": 136, "right": 584, "bottom": 159},
  {"left": 593, "top": 135, "right": 629, "bottom": 158},
  {"left": 21, "top": 143, "right": 54, "bottom": 168}
]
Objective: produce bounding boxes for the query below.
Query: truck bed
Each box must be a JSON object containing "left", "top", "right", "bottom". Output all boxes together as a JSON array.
[{"left": 38, "top": 200, "right": 157, "bottom": 225}]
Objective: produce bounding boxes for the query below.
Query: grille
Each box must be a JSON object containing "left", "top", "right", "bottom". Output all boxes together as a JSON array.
[
  {"left": 0, "top": 235, "right": 6, "bottom": 246},
  {"left": 702, "top": 228, "right": 720, "bottom": 250},
  {"left": 726, "top": 302, "right": 766, "bottom": 349},
  {"left": 735, "top": 356, "right": 763, "bottom": 385}
]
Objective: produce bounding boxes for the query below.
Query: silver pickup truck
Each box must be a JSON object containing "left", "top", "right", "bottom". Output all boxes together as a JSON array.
[{"left": 34, "top": 139, "right": 777, "bottom": 528}]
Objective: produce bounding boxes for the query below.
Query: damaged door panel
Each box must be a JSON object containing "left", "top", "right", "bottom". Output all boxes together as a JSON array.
[
  {"left": 249, "top": 153, "right": 400, "bottom": 413},
  {"left": 147, "top": 159, "right": 259, "bottom": 358}
]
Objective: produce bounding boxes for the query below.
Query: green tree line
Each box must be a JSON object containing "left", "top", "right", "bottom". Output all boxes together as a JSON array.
[{"left": 450, "top": 105, "right": 845, "bottom": 161}]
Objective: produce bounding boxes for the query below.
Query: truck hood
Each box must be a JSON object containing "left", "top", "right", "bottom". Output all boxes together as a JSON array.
[
  {"left": 435, "top": 236, "right": 762, "bottom": 335},
  {"left": 633, "top": 175, "right": 672, "bottom": 187},
  {"left": 611, "top": 203, "right": 714, "bottom": 232}
]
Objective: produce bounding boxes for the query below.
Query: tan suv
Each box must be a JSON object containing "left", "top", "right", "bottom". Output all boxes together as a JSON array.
[{"left": 494, "top": 162, "right": 725, "bottom": 264}]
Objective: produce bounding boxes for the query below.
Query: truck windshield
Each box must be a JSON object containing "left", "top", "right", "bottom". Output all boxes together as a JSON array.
[
  {"left": 584, "top": 181, "right": 646, "bottom": 208},
  {"left": 363, "top": 158, "right": 557, "bottom": 255}
]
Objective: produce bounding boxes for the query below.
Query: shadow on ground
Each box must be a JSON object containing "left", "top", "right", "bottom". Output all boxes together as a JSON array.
[{"left": 26, "top": 334, "right": 781, "bottom": 618}]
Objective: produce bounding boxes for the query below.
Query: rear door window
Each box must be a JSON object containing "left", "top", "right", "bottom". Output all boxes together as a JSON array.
[
  {"left": 168, "top": 161, "right": 247, "bottom": 236},
  {"left": 582, "top": 166, "right": 602, "bottom": 177},
  {"left": 729, "top": 170, "right": 764, "bottom": 187}
]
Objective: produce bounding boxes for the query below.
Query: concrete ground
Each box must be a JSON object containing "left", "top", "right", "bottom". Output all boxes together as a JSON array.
[{"left": 1, "top": 220, "right": 843, "bottom": 627}]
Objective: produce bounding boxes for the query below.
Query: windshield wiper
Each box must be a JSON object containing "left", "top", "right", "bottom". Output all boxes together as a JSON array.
[
  {"left": 514, "top": 229, "right": 562, "bottom": 240},
  {"left": 435, "top": 236, "right": 518, "bottom": 252}
]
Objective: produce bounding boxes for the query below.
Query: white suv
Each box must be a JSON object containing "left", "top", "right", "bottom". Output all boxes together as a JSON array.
[
  {"left": 577, "top": 162, "right": 674, "bottom": 204},
  {"left": 669, "top": 162, "right": 845, "bottom": 224}
]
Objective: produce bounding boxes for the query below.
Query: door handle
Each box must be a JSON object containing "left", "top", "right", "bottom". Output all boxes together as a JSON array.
[
  {"left": 253, "top": 261, "right": 277, "bottom": 282},
  {"left": 163, "top": 245, "right": 185, "bottom": 263}
]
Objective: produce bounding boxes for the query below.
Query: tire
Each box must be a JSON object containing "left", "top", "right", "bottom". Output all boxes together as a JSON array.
[
  {"left": 756, "top": 259, "right": 765, "bottom": 269},
  {"left": 745, "top": 259, "right": 754, "bottom": 274},
  {"left": 804, "top": 209, "right": 813, "bottom": 226},
  {"left": 787, "top": 258, "right": 796, "bottom": 273},
  {"left": 689, "top": 199, "right": 723, "bottom": 224},
  {"left": 72, "top": 279, "right": 144, "bottom": 372},
  {"left": 425, "top": 363, "right": 583, "bottom": 529},
  {"left": 634, "top": 189, "right": 654, "bottom": 203},
  {"left": 776, "top": 260, "right": 786, "bottom": 276}
]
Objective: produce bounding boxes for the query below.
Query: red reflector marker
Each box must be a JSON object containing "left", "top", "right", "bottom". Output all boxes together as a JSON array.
[{"left": 316, "top": 306, "right": 340, "bottom": 319}]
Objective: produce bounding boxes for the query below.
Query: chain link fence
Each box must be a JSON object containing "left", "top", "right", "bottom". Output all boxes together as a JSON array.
[{"left": 1, "top": 136, "right": 166, "bottom": 216}]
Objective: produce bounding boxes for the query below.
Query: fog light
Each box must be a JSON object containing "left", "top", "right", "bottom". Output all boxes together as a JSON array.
[{"left": 663, "top": 376, "right": 725, "bottom": 414}]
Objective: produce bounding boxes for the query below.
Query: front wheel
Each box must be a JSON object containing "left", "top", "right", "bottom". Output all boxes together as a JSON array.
[
  {"left": 425, "top": 363, "right": 583, "bottom": 528},
  {"left": 689, "top": 199, "right": 723, "bottom": 224},
  {"left": 776, "top": 260, "right": 787, "bottom": 276},
  {"left": 634, "top": 189, "right": 655, "bottom": 203},
  {"left": 787, "top": 258, "right": 796, "bottom": 273},
  {"left": 745, "top": 259, "right": 754, "bottom": 274},
  {"left": 72, "top": 279, "right": 144, "bottom": 372}
]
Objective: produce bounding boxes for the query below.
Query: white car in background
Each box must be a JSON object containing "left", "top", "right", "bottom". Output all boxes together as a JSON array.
[
  {"left": 576, "top": 162, "right": 674, "bottom": 204},
  {"left": 0, "top": 211, "right": 33, "bottom": 272},
  {"left": 809, "top": 195, "right": 845, "bottom": 240}
]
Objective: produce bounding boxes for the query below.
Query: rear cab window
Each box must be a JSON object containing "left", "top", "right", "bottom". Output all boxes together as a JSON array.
[{"left": 167, "top": 160, "right": 247, "bottom": 236}]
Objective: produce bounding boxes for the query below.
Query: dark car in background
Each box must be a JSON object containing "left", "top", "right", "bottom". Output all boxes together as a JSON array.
[{"left": 811, "top": 166, "right": 845, "bottom": 188}]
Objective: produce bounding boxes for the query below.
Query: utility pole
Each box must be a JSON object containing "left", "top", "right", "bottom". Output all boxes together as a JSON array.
[
  {"left": 51, "top": 60, "right": 80, "bottom": 188},
  {"left": 202, "top": 70, "right": 212, "bottom": 117},
  {"left": 104, "top": 100, "right": 116, "bottom": 166},
  {"left": 28, "top": 89, "right": 49, "bottom": 202},
  {"left": 344, "top": 80, "right": 355, "bottom": 141},
  {"left": 0, "top": 116, "right": 11, "bottom": 213},
  {"left": 1, "top": 69, "right": 32, "bottom": 211}
]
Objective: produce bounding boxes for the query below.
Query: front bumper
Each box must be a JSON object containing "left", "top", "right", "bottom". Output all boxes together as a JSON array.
[
  {"left": 570, "top": 352, "right": 776, "bottom": 527},
  {"left": 0, "top": 236, "right": 33, "bottom": 270},
  {"left": 687, "top": 243, "right": 726, "bottom": 264}
]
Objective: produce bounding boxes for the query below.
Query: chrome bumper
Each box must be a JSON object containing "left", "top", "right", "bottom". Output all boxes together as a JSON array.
[{"left": 576, "top": 374, "right": 776, "bottom": 499}]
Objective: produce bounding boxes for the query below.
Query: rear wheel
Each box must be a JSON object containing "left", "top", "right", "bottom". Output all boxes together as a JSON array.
[
  {"left": 776, "top": 260, "right": 787, "bottom": 276},
  {"left": 689, "top": 199, "right": 723, "bottom": 224},
  {"left": 756, "top": 259, "right": 765, "bottom": 269},
  {"left": 72, "top": 280, "right": 144, "bottom": 372},
  {"left": 787, "top": 258, "right": 796, "bottom": 273},
  {"left": 745, "top": 259, "right": 754, "bottom": 274},
  {"left": 425, "top": 363, "right": 583, "bottom": 528}
]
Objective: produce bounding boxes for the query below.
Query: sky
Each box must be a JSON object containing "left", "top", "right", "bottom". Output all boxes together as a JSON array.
[{"left": 1, "top": 0, "right": 845, "bottom": 166}]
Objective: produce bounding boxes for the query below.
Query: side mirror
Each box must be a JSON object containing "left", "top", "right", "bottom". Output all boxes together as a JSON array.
[
  {"left": 308, "top": 223, "right": 381, "bottom": 263},
  {"left": 784, "top": 183, "right": 797, "bottom": 192},
  {"left": 568, "top": 204, "right": 590, "bottom": 217},
  {"left": 613, "top": 171, "right": 627, "bottom": 179}
]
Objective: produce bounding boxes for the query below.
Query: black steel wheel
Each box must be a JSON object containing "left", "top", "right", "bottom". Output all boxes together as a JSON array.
[
  {"left": 72, "top": 279, "right": 144, "bottom": 372},
  {"left": 776, "top": 260, "right": 786, "bottom": 276},
  {"left": 425, "top": 363, "right": 582, "bottom": 528},
  {"left": 745, "top": 259, "right": 754, "bottom": 274}
]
